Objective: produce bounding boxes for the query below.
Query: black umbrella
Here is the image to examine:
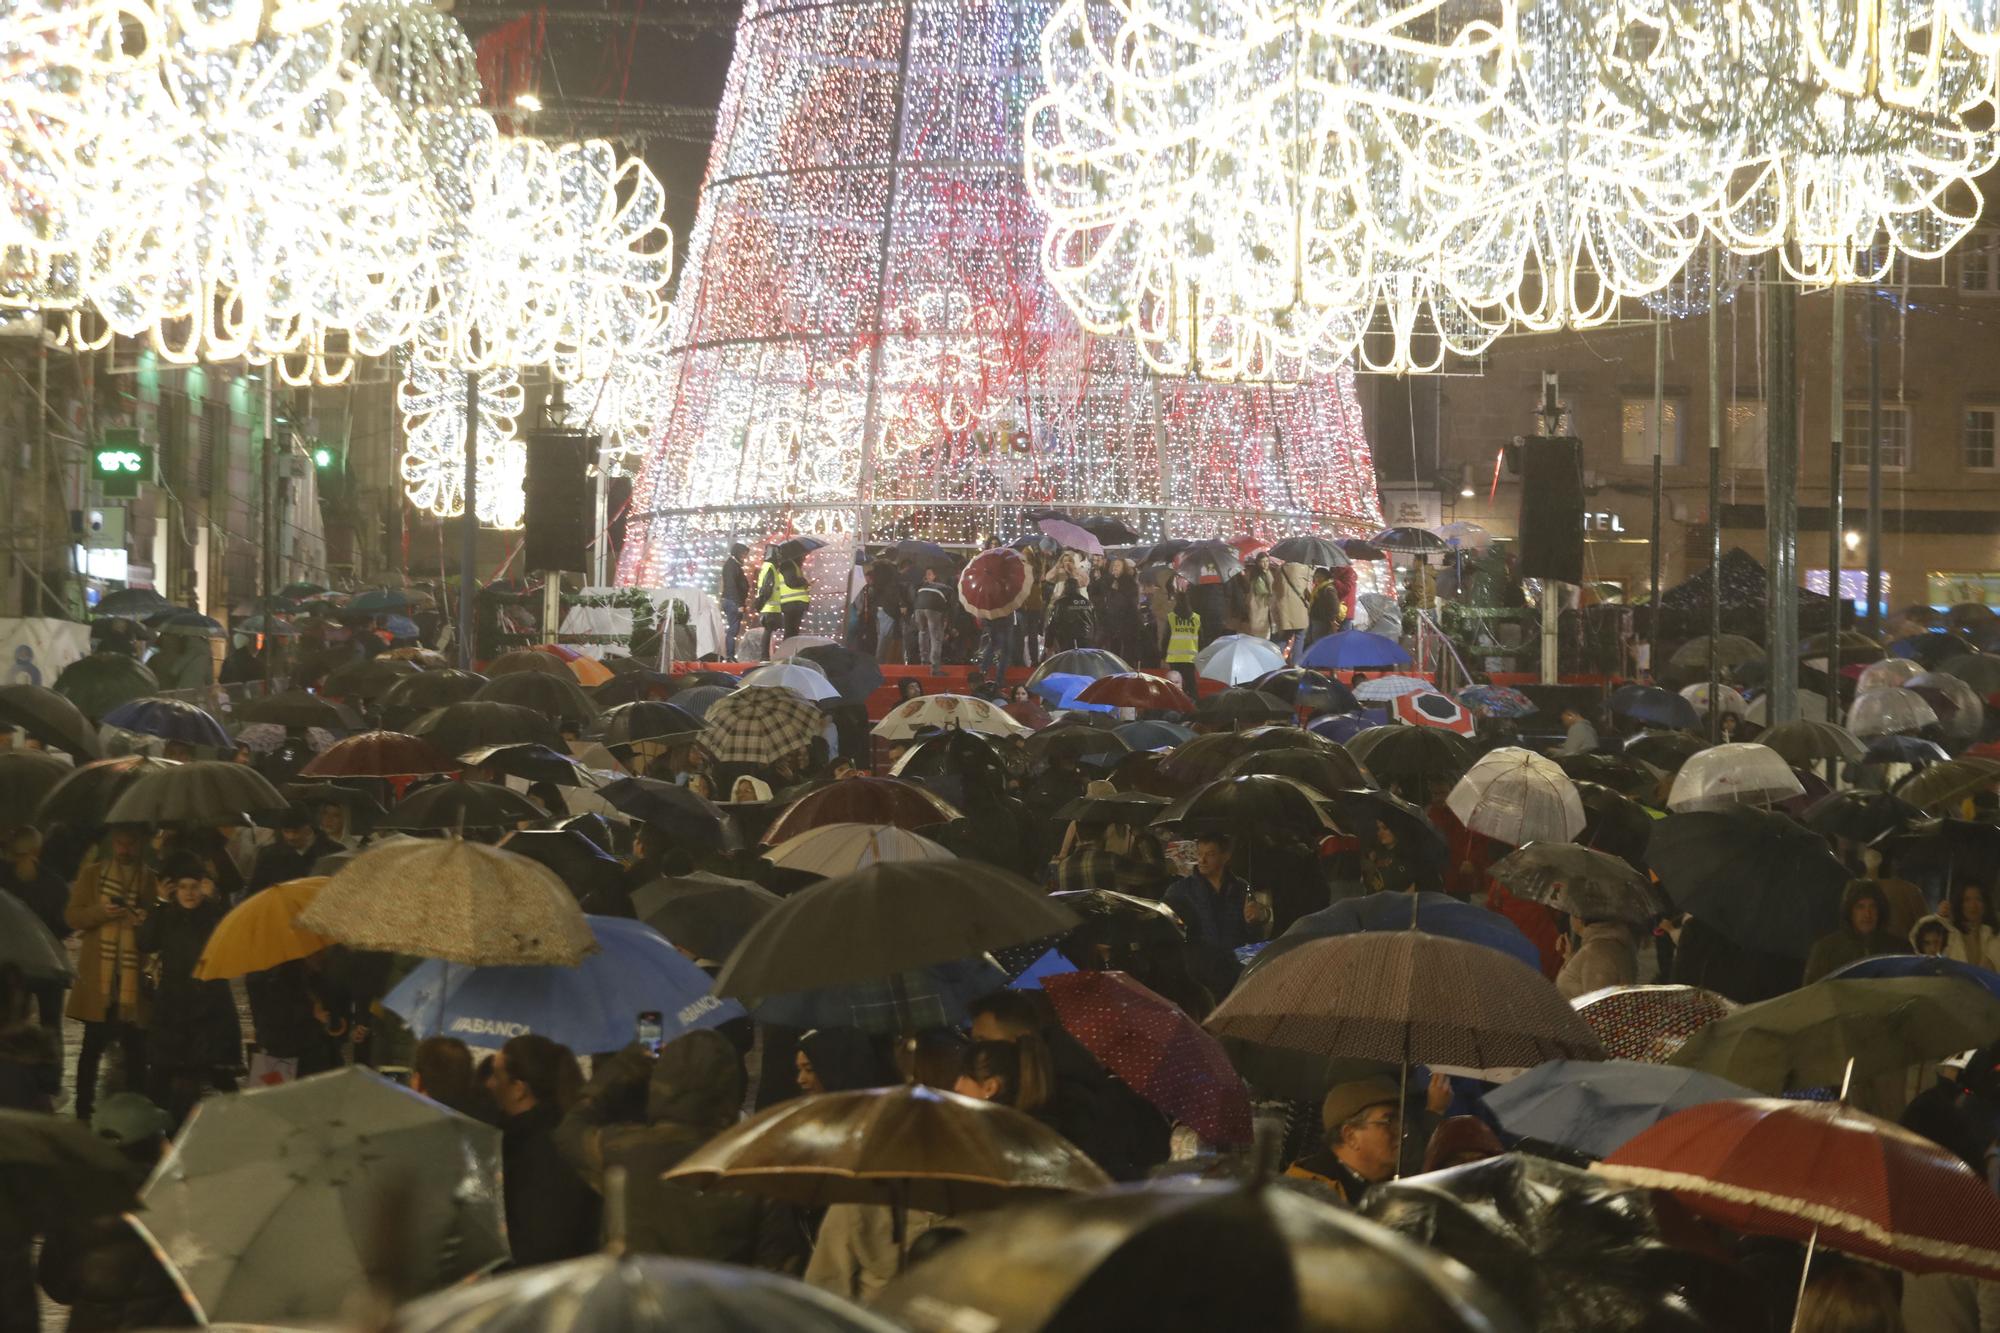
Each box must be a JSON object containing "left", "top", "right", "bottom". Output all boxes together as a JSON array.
[
  {"left": 1267, "top": 535, "right": 1351, "bottom": 568},
  {"left": 631, "top": 872, "right": 784, "bottom": 962},
  {"left": 1171, "top": 540, "right": 1243, "bottom": 586},
  {"left": 0, "top": 749, "right": 72, "bottom": 823},
  {"left": 1077, "top": 515, "right": 1142, "bottom": 545},
  {"left": 94, "top": 587, "right": 174, "bottom": 619},
  {"left": 598, "top": 700, "right": 703, "bottom": 748},
  {"left": 894, "top": 728, "right": 1014, "bottom": 784},
  {"left": 713, "top": 862, "right": 1079, "bottom": 1001},
  {"left": 1621, "top": 732, "right": 1707, "bottom": 772},
  {"left": 1648, "top": 806, "right": 1847, "bottom": 956},
  {"left": 1024, "top": 726, "right": 1131, "bottom": 766},
  {"left": 410, "top": 701, "right": 564, "bottom": 755},
  {"left": 1155, "top": 775, "right": 1337, "bottom": 840},
  {"left": 1322, "top": 788, "right": 1450, "bottom": 873},
  {"left": 773, "top": 536, "right": 827, "bottom": 563},
  {"left": 596, "top": 776, "right": 741, "bottom": 850},
  {"left": 1489, "top": 843, "right": 1670, "bottom": 928},
  {"left": 1879, "top": 818, "right": 2000, "bottom": 886},
  {"left": 1194, "top": 688, "right": 1292, "bottom": 727},
  {"left": 793, "top": 644, "right": 885, "bottom": 705},
  {"left": 35, "top": 755, "right": 179, "bottom": 826},
  {"left": 0, "top": 1109, "right": 140, "bottom": 1232},
  {"left": 231, "top": 690, "right": 361, "bottom": 731},
  {"left": 891, "top": 538, "right": 955, "bottom": 566},
  {"left": 53, "top": 652, "right": 159, "bottom": 719},
  {"left": 474, "top": 671, "right": 599, "bottom": 726},
  {"left": 1026, "top": 649, "right": 1134, "bottom": 689},
  {"left": 379, "top": 669, "right": 488, "bottom": 719},
  {"left": 1348, "top": 726, "right": 1475, "bottom": 798},
  {"left": 285, "top": 782, "right": 388, "bottom": 830},
  {"left": 321, "top": 656, "right": 422, "bottom": 699},
  {"left": 1372, "top": 526, "right": 1448, "bottom": 554},
  {"left": 1804, "top": 790, "right": 1923, "bottom": 844},
  {"left": 673, "top": 670, "right": 744, "bottom": 692},
  {"left": 103, "top": 760, "right": 288, "bottom": 826},
  {"left": 1155, "top": 726, "right": 1329, "bottom": 787},
  {"left": 589, "top": 667, "right": 676, "bottom": 707},
  {"left": 0, "top": 891, "right": 72, "bottom": 985},
  {"left": 1221, "top": 746, "right": 1370, "bottom": 797},
  {"left": 0, "top": 683, "right": 102, "bottom": 757},
  {"left": 1573, "top": 782, "right": 1656, "bottom": 870},
  {"left": 1342, "top": 538, "right": 1387, "bottom": 561},
  {"left": 1254, "top": 667, "right": 1358, "bottom": 715},
  {"left": 1052, "top": 791, "right": 1173, "bottom": 824},
  {"left": 379, "top": 780, "right": 545, "bottom": 831},
  {"left": 458, "top": 743, "right": 591, "bottom": 786},
  {"left": 1554, "top": 753, "right": 1662, "bottom": 801},
  {"left": 498, "top": 828, "right": 629, "bottom": 909}
]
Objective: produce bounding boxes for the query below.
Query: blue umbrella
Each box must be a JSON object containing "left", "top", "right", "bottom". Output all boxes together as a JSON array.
[
  {"left": 1457, "top": 685, "right": 1538, "bottom": 719},
  {"left": 1031, "top": 672, "right": 1112, "bottom": 711},
  {"left": 382, "top": 615, "right": 421, "bottom": 639},
  {"left": 668, "top": 685, "right": 730, "bottom": 720},
  {"left": 1253, "top": 892, "right": 1540, "bottom": 972},
  {"left": 100, "top": 697, "right": 232, "bottom": 749},
  {"left": 1116, "top": 720, "right": 1195, "bottom": 750},
  {"left": 1827, "top": 952, "right": 2000, "bottom": 1001},
  {"left": 383, "top": 915, "right": 745, "bottom": 1053},
  {"left": 1298, "top": 629, "right": 1412, "bottom": 671},
  {"left": 1483, "top": 1058, "right": 1760, "bottom": 1160},
  {"left": 751, "top": 956, "right": 1006, "bottom": 1034},
  {"left": 1612, "top": 686, "right": 1700, "bottom": 731},
  {"left": 1306, "top": 713, "right": 1376, "bottom": 744},
  {"left": 1863, "top": 734, "right": 1949, "bottom": 767},
  {"left": 1006, "top": 948, "right": 1078, "bottom": 991}
]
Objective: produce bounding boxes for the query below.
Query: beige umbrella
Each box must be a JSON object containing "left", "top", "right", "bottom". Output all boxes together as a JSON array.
[
  {"left": 764, "top": 822, "right": 956, "bottom": 878},
  {"left": 296, "top": 837, "right": 595, "bottom": 965}
]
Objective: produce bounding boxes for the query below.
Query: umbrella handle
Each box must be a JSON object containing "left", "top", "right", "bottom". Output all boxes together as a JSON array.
[{"left": 1789, "top": 1223, "right": 1820, "bottom": 1333}]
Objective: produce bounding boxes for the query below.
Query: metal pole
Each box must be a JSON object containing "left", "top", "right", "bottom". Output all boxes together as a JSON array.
[
  {"left": 36, "top": 338, "right": 51, "bottom": 613},
  {"left": 1867, "top": 292, "right": 1883, "bottom": 637},
  {"left": 1765, "top": 254, "right": 1799, "bottom": 726},
  {"left": 1649, "top": 315, "right": 1665, "bottom": 673},
  {"left": 1826, "top": 284, "right": 1845, "bottom": 721},
  {"left": 592, "top": 434, "right": 610, "bottom": 587},
  {"left": 262, "top": 374, "right": 276, "bottom": 689},
  {"left": 459, "top": 370, "right": 479, "bottom": 670},
  {"left": 1707, "top": 239, "right": 1723, "bottom": 741}
]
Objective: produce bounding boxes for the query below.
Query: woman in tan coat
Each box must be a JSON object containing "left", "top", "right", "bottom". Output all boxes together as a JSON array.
[
  {"left": 1271, "top": 561, "right": 1311, "bottom": 659},
  {"left": 66, "top": 827, "right": 156, "bottom": 1120}
]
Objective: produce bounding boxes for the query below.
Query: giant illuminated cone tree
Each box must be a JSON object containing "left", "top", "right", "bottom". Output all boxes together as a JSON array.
[{"left": 617, "top": 0, "right": 1382, "bottom": 622}]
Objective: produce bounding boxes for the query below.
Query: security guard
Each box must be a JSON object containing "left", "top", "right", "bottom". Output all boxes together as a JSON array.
[{"left": 755, "top": 555, "right": 810, "bottom": 657}]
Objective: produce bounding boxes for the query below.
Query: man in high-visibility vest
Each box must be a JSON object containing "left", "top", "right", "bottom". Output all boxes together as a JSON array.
[
  {"left": 755, "top": 555, "right": 810, "bottom": 658},
  {"left": 1165, "top": 593, "right": 1202, "bottom": 703}
]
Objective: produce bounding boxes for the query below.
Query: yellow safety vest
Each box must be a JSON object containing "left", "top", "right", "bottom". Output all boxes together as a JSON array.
[
  {"left": 1166, "top": 613, "right": 1201, "bottom": 663},
  {"left": 759, "top": 562, "right": 810, "bottom": 614}
]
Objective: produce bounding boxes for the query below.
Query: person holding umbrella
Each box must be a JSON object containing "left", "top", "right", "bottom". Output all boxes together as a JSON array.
[
  {"left": 490, "top": 1034, "right": 600, "bottom": 1268},
  {"left": 65, "top": 825, "right": 155, "bottom": 1121},
  {"left": 1092, "top": 558, "right": 1143, "bottom": 664},
  {"left": 1284, "top": 1076, "right": 1403, "bottom": 1205},
  {"left": 1271, "top": 559, "right": 1310, "bottom": 660},
  {"left": 1803, "top": 881, "right": 1902, "bottom": 984},
  {"left": 246, "top": 807, "right": 339, "bottom": 894},
  {"left": 2, "top": 827, "right": 69, "bottom": 1035},
  {"left": 753, "top": 548, "right": 810, "bottom": 658},
  {"left": 136, "top": 852, "right": 239, "bottom": 1125},
  {"left": 1164, "top": 835, "right": 1269, "bottom": 998},
  {"left": 1554, "top": 916, "right": 1641, "bottom": 1001}
]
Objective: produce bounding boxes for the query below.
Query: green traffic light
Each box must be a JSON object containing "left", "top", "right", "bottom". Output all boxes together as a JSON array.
[{"left": 312, "top": 446, "right": 334, "bottom": 469}]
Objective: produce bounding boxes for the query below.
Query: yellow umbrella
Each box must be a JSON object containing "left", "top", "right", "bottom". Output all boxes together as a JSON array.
[{"left": 193, "top": 877, "right": 331, "bottom": 980}]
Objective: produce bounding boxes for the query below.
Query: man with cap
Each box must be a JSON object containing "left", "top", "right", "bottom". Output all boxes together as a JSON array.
[{"left": 1284, "top": 1076, "right": 1404, "bottom": 1205}]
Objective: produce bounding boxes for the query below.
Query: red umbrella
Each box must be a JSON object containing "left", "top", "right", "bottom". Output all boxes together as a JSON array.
[
  {"left": 1004, "top": 697, "right": 1053, "bottom": 731},
  {"left": 1043, "top": 970, "right": 1252, "bottom": 1147},
  {"left": 1572, "top": 985, "right": 1738, "bottom": 1063},
  {"left": 1076, "top": 672, "right": 1194, "bottom": 714},
  {"left": 761, "top": 777, "right": 962, "bottom": 844},
  {"left": 959, "top": 548, "right": 1030, "bottom": 621},
  {"left": 300, "top": 730, "right": 456, "bottom": 778},
  {"left": 1596, "top": 1098, "right": 2000, "bottom": 1281},
  {"left": 1394, "top": 691, "right": 1475, "bottom": 735},
  {"left": 1229, "top": 535, "right": 1269, "bottom": 559}
]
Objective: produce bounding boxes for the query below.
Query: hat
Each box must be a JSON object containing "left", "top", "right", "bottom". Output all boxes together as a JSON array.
[
  {"left": 1320, "top": 1075, "right": 1401, "bottom": 1134},
  {"left": 91, "top": 1092, "right": 173, "bottom": 1147}
]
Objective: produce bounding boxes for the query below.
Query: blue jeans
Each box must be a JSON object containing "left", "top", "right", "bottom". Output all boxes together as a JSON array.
[
  {"left": 721, "top": 597, "right": 742, "bottom": 660},
  {"left": 979, "top": 619, "right": 1014, "bottom": 679}
]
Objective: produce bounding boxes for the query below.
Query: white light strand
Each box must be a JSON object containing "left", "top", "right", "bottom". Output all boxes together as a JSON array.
[{"left": 398, "top": 359, "right": 526, "bottom": 527}]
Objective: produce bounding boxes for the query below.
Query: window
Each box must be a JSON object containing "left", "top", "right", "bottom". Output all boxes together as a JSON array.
[
  {"left": 1960, "top": 229, "right": 2000, "bottom": 294},
  {"left": 1966, "top": 408, "right": 1999, "bottom": 470},
  {"left": 1841, "top": 404, "right": 1910, "bottom": 470},
  {"left": 1726, "top": 398, "right": 1766, "bottom": 469},
  {"left": 1621, "top": 396, "right": 1683, "bottom": 466}
]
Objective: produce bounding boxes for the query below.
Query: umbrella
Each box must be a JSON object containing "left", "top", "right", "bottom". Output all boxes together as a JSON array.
[
  {"left": 1759, "top": 719, "right": 1865, "bottom": 765},
  {"left": 1890, "top": 632, "right": 1967, "bottom": 669},
  {"left": 764, "top": 822, "right": 954, "bottom": 878},
  {"left": 101, "top": 697, "right": 233, "bottom": 750},
  {"left": 696, "top": 686, "right": 825, "bottom": 767},
  {"left": 1911, "top": 670, "right": 1987, "bottom": 740},
  {"left": 193, "top": 877, "right": 330, "bottom": 980},
  {"left": 298, "top": 838, "right": 596, "bottom": 965},
  {"left": 474, "top": 671, "right": 601, "bottom": 725},
  {"left": 53, "top": 652, "right": 159, "bottom": 718},
  {"left": 1484, "top": 1059, "right": 1759, "bottom": 1160},
  {"left": 483, "top": 648, "right": 573, "bottom": 679},
  {"left": 1299, "top": 629, "right": 1413, "bottom": 671},
  {"left": 1858, "top": 657, "right": 1927, "bottom": 692},
  {"left": 133, "top": 1068, "right": 506, "bottom": 1323},
  {"left": 0, "top": 889, "right": 71, "bottom": 985},
  {"left": 1393, "top": 691, "right": 1476, "bottom": 735},
  {"left": 34, "top": 754, "right": 179, "bottom": 826},
  {"left": 1260, "top": 891, "right": 1540, "bottom": 972},
  {"left": 1829, "top": 952, "right": 2000, "bottom": 1001},
  {"left": 525, "top": 644, "right": 614, "bottom": 686},
  {"left": 321, "top": 656, "right": 422, "bottom": 699},
  {"left": 155, "top": 610, "right": 224, "bottom": 639},
  {"left": 1664, "top": 742, "right": 1804, "bottom": 812},
  {"left": 1610, "top": 686, "right": 1700, "bottom": 731},
  {"left": 773, "top": 535, "right": 827, "bottom": 562},
  {"left": 379, "top": 669, "right": 488, "bottom": 718},
  {"left": 0, "top": 749, "right": 72, "bottom": 825},
  {"left": 93, "top": 587, "right": 173, "bottom": 618},
  {"left": 1221, "top": 745, "right": 1369, "bottom": 796},
  {"left": 1666, "top": 975, "right": 2000, "bottom": 1094},
  {"left": 1678, "top": 682, "right": 1750, "bottom": 719},
  {"left": 958, "top": 548, "right": 1031, "bottom": 621},
  {"left": 385, "top": 915, "right": 747, "bottom": 1052},
  {"left": 1256, "top": 668, "right": 1358, "bottom": 714},
  {"left": 395, "top": 1253, "right": 899, "bottom": 1333},
  {"left": 378, "top": 780, "right": 544, "bottom": 831},
  {"left": 1076, "top": 515, "right": 1141, "bottom": 544},
  {"left": 1353, "top": 673, "right": 1433, "bottom": 702},
  {"left": 1348, "top": 724, "right": 1474, "bottom": 785},
  {"left": 878, "top": 1177, "right": 1512, "bottom": 1333},
  {"left": 1042, "top": 969, "right": 1252, "bottom": 1146},
  {"left": 1848, "top": 686, "right": 1940, "bottom": 739},
  {"left": 713, "top": 862, "right": 1079, "bottom": 1002},
  {"left": 737, "top": 661, "right": 842, "bottom": 703},
  {"left": 1744, "top": 688, "right": 1834, "bottom": 725},
  {"left": 1571, "top": 985, "right": 1739, "bottom": 1064},
  {"left": 1077, "top": 672, "right": 1194, "bottom": 713},
  {"left": 1941, "top": 652, "right": 2000, "bottom": 695},
  {"left": 409, "top": 701, "right": 564, "bottom": 755},
  {"left": 591, "top": 667, "right": 678, "bottom": 707},
  {"left": 1206, "top": 932, "right": 1606, "bottom": 1099},
  {"left": 1880, "top": 818, "right": 2000, "bottom": 887},
  {"left": 1489, "top": 843, "right": 1670, "bottom": 928},
  {"left": 1267, "top": 535, "right": 1350, "bottom": 567},
  {"left": 1038, "top": 517, "right": 1103, "bottom": 554},
  {"left": 1665, "top": 634, "right": 1765, "bottom": 679},
  {"left": 231, "top": 691, "right": 359, "bottom": 731},
  {"left": 1192, "top": 634, "right": 1286, "bottom": 686},
  {"left": 1803, "top": 790, "right": 1922, "bottom": 844},
  {"left": 1620, "top": 731, "right": 1706, "bottom": 772},
  {"left": 459, "top": 742, "right": 590, "bottom": 786},
  {"left": 1371, "top": 526, "right": 1447, "bottom": 554},
  {"left": 1115, "top": 719, "right": 1196, "bottom": 751},
  {"left": 632, "top": 872, "right": 784, "bottom": 962},
  {"left": 1559, "top": 753, "right": 1661, "bottom": 802},
  {"left": 1596, "top": 1098, "right": 2000, "bottom": 1282},
  {"left": 762, "top": 778, "right": 960, "bottom": 842},
  {"left": 1171, "top": 541, "right": 1243, "bottom": 585},
  {"left": 0, "top": 683, "right": 101, "bottom": 758},
  {"left": 1648, "top": 806, "right": 1845, "bottom": 956},
  {"left": 1154, "top": 774, "right": 1336, "bottom": 841},
  {"left": 103, "top": 760, "right": 287, "bottom": 825},
  {"left": 793, "top": 644, "right": 886, "bottom": 705},
  {"left": 1026, "top": 648, "right": 1133, "bottom": 688},
  {"left": 596, "top": 776, "right": 739, "bottom": 849},
  {"left": 1446, "top": 748, "right": 1585, "bottom": 846},
  {"left": 1457, "top": 684, "right": 1537, "bottom": 719},
  {"left": 666, "top": 1083, "right": 1109, "bottom": 1215},
  {"left": 872, "top": 693, "right": 1031, "bottom": 741},
  {"left": 599, "top": 700, "right": 703, "bottom": 747},
  {"left": 1896, "top": 756, "right": 2000, "bottom": 812},
  {"left": 1193, "top": 688, "right": 1292, "bottom": 728},
  {"left": 347, "top": 588, "right": 415, "bottom": 613},
  {"left": 300, "top": 729, "right": 455, "bottom": 779},
  {"left": 751, "top": 957, "right": 1009, "bottom": 1035},
  {"left": 0, "top": 1108, "right": 140, "bottom": 1231}
]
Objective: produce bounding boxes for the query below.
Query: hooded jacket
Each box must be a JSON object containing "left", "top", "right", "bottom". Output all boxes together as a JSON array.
[
  {"left": 1555, "top": 920, "right": 1640, "bottom": 1001},
  {"left": 1911, "top": 913, "right": 1953, "bottom": 953},
  {"left": 1803, "top": 880, "right": 1900, "bottom": 984},
  {"left": 555, "top": 1031, "right": 776, "bottom": 1262}
]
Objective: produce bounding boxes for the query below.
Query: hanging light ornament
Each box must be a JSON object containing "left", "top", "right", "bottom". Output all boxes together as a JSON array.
[
  {"left": 398, "top": 358, "right": 526, "bottom": 527},
  {"left": 565, "top": 327, "right": 672, "bottom": 477},
  {"left": 340, "top": 0, "right": 479, "bottom": 123}
]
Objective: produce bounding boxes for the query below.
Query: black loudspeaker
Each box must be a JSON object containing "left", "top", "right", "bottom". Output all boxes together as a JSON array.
[
  {"left": 1515, "top": 436, "right": 1586, "bottom": 584},
  {"left": 523, "top": 430, "right": 595, "bottom": 573}
]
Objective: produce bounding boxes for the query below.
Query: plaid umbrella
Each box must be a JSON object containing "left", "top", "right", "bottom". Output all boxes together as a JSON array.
[
  {"left": 1489, "top": 843, "right": 1670, "bottom": 928},
  {"left": 1206, "top": 931, "right": 1605, "bottom": 1098},
  {"left": 1571, "top": 984, "right": 1738, "bottom": 1063},
  {"left": 1043, "top": 970, "right": 1252, "bottom": 1147},
  {"left": 1596, "top": 1098, "right": 2000, "bottom": 1281},
  {"left": 698, "top": 686, "right": 824, "bottom": 766},
  {"left": 298, "top": 838, "right": 596, "bottom": 965}
]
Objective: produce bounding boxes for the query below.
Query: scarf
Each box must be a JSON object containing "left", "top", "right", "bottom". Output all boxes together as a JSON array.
[{"left": 93, "top": 857, "right": 143, "bottom": 1017}]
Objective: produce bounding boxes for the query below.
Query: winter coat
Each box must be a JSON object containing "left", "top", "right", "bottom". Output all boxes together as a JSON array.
[
  {"left": 1224, "top": 571, "right": 1273, "bottom": 638},
  {"left": 0, "top": 863, "right": 68, "bottom": 939},
  {"left": 0, "top": 1024, "right": 56, "bottom": 1111},
  {"left": 136, "top": 898, "right": 241, "bottom": 1073},
  {"left": 1555, "top": 920, "right": 1640, "bottom": 1000},
  {"left": 556, "top": 1033, "right": 779, "bottom": 1262},
  {"left": 805, "top": 1203, "right": 944, "bottom": 1303},
  {"left": 38, "top": 1204, "right": 197, "bottom": 1333},
  {"left": 1948, "top": 920, "right": 2000, "bottom": 971},
  {"left": 500, "top": 1103, "right": 601, "bottom": 1268},
  {"left": 65, "top": 855, "right": 156, "bottom": 1025},
  {"left": 1272, "top": 563, "right": 1311, "bottom": 633},
  {"left": 1803, "top": 881, "right": 1900, "bottom": 983},
  {"left": 1671, "top": 916, "right": 1802, "bottom": 1004}
]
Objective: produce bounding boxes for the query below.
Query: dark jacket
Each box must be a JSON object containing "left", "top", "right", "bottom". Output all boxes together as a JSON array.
[
  {"left": 500, "top": 1103, "right": 601, "bottom": 1268},
  {"left": 719, "top": 558, "right": 749, "bottom": 604},
  {"left": 555, "top": 1033, "right": 780, "bottom": 1262},
  {"left": 38, "top": 1206, "right": 196, "bottom": 1333},
  {"left": 1041, "top": 1027, "right": 1170, "bottom": 1183},
  {"left": 1802, "top": 880, "right": 1900, "bottom": 984},
  {"left": 1284, "top": 1149, "right": 1372, "bottom": 1205},
  {"left": 136, "top": 898, "right": 240, "bottom": 1072},
  {"left": 246, "top": 838, "right": 339, "bottom": 896},
  {"left": 1671, "top": 917, "right": 1802, "bottom": 1005},
  {"left": 0, "top": 1024, "right": 57, "bottom": 1111},
  {"left": 1164, "top": 871, "right": 1256, "bottom": 997},
  {"left": 0, "top": 863, "right": 68, "bottom": 939}
]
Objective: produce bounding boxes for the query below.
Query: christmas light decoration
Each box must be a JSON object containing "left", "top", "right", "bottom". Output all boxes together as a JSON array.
[
  {"left": 565, "top": 328, "right": 672, "bottom": 476},
  {"left": 618, "top": 0, "right": 1382, "bottom": 631},
  {"left": 340, "top": 0, "right": 479, "bottom": 122},
  {"left": 398, "top": 359, "right": 525, "bottom": 528}
]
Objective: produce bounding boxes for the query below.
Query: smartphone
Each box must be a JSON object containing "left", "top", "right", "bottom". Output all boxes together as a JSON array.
[{"left": 635, "top": 1011, "right": 664, "bottom": 1053}]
